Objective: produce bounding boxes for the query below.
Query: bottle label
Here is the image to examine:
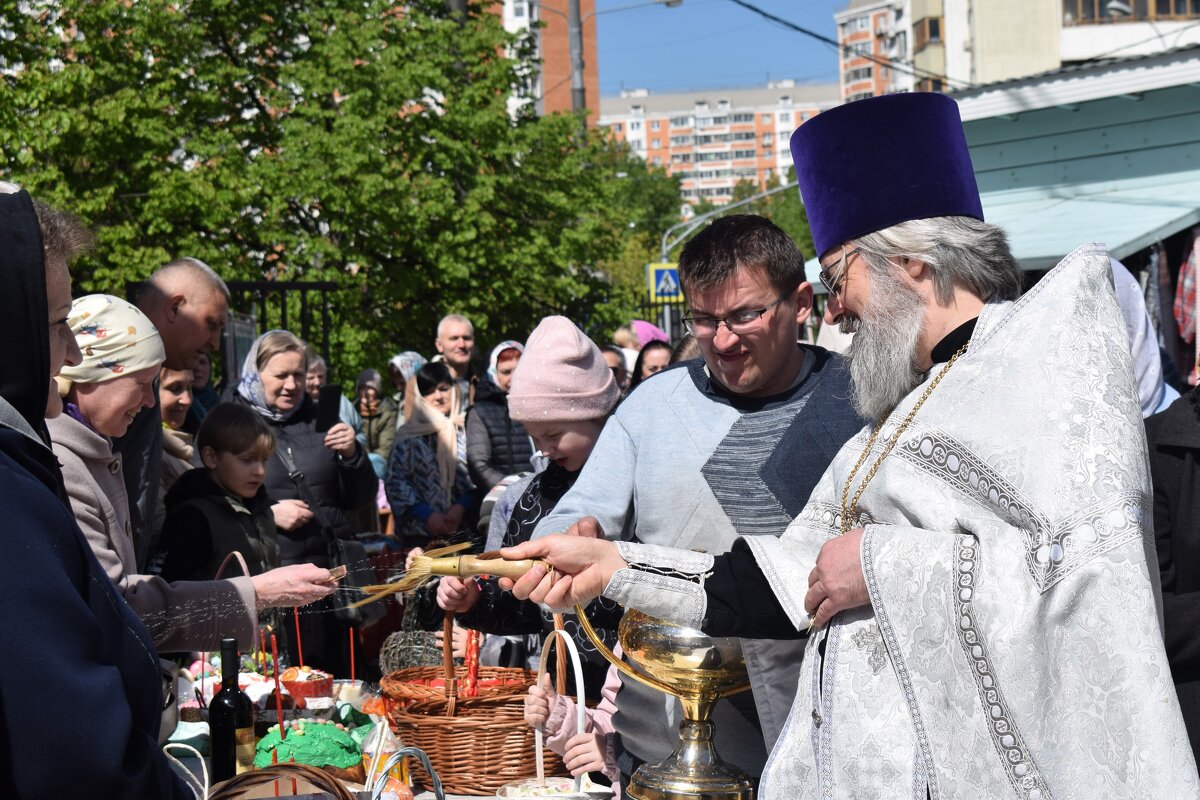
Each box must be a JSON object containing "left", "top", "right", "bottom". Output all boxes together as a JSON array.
[{"left": 235, "top": 727, "right": 256, "bottom": 774}]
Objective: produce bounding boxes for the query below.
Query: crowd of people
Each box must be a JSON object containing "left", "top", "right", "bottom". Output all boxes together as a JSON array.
[{"left": 5, "top": 90, "right": 1200, "bottom": 799}]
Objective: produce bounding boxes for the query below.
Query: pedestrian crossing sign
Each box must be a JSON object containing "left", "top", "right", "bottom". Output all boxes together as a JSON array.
[{"left": 647, "top": 263, "right": 682, "bottom": 300}]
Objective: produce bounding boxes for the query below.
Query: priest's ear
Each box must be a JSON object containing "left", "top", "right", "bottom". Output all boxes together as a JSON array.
[{"left": 899, "top": 256, "right": 929, "bottom": 282}]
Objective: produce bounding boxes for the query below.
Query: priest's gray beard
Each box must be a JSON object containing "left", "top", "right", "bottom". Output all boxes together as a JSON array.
[{"left": 841, "top": 265, "right": 927, "bottom": 424}]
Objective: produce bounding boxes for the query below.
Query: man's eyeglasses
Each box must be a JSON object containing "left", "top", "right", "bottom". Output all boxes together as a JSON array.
[
  {"left": 682, "top": 290, "right": 792, "bottom": 338},
  {"left": 818, "top": 245, "right": 860, "bottom": 297}
]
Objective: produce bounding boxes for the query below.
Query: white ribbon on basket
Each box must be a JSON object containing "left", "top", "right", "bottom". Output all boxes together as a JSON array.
[{"left": 536, "top": 629, "right": 588, "bottom": 794}]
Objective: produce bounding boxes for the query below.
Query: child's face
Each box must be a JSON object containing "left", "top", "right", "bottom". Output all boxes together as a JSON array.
[
  {"left": 522, "top": 418, "right": 606, "bottom": 473},
  {"left": 201, "top": 446, "right": 269, "bottom": 499}
]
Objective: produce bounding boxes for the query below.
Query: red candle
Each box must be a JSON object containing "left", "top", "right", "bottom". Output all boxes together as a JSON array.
[
  {"left": 349, "top": 627, "right": 356, "bottom": 682},
  {"left": 293, "top": 608, "right": 304, "bottom": 668},
  {"left": 271, "top": 634, "right": 285, "bottom": 741}
]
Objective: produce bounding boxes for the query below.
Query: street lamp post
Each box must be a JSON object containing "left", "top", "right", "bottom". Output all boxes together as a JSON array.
[{"left": 659, "top": 180, "right": 799, "bottom": 262}]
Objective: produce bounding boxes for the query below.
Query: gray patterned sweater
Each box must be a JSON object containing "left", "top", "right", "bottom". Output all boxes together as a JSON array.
[{"left": 533, "top": 345, "right": 865, "bottom": 777}]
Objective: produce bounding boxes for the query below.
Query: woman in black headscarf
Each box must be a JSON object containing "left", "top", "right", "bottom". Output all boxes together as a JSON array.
[{"left": 0, "top": 186, "right": 191, "bottom": 798}]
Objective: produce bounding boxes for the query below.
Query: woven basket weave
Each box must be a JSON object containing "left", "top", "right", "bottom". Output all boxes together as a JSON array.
[{"left": 380, "top": 614, "right": 569, "bottom": 795}]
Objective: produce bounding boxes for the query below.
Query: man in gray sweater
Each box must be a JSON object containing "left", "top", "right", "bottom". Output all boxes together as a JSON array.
[{"left": 532, "top": 215, "right": 866, "bottom": 787}]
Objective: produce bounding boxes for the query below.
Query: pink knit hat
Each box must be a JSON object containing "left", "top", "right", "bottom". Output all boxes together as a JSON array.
[{"left": 508, "top": 316, "right": 619, "bottom": 422}]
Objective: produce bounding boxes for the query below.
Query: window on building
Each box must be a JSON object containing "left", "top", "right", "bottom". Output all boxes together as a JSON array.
[
  {"left": 1062, "top": 0, "right": 1200, "bottom": 23},
  {"left": 651, "top": 120, "right": 661, "bottom": 130},
  {"left": 845, "top": 66, "right": 874, "bottom": 83},
  {"left": 651, "top": 156, "right": 662, "bottom": 165},
  {"left": 761, "top": 113, "right": 772, "bottom": 124},
  {"left": 732, "top": 113, "right": 755, "bottom": 123},
  {"left": 613, "top": 123, "right": 622, "bottom": 133},
  {"left": 914, "top": 17, "right": 943, "bottom": 50},
  {"left": 513, "top": 2, "right": 526, "bottom": 17},
  {"left": 762, "top": 133, "right": 773, "bottom": 146},
  {"left": 651, "top": 138, "right": 661, "bottom": 149},
  {"left": 670, "top": 116, "right": 691, "bottom": 127},
  {"left": 630, "top": 120, "right": 642, "bottom": 131},
  {"left": 915, "top": 78, "right": 944, "bottom": 93},
  {"left": 778, "top": 111, "right": 791, "bottom": 123},
  {"left": 846, "top": 90, "right": 875, "bottom": 102},
  {"left": 732, "top": 149, "right": 757, "bottom": 160}
]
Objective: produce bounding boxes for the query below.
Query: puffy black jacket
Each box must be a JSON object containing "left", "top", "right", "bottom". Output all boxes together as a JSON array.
[
  {"left": 465, "top": 376, "right": 534, "bottom": 494},
  {"left": 232, "top": 394, "right": 377, "bottom": 567}
]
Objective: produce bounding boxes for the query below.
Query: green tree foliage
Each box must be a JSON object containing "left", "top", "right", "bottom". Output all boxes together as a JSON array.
[
  {"left": 0, "top": 0, "right": 677, "bottom": 379},
  {"left": 672, "top": 172, "right": 814, "bottom": 265}
]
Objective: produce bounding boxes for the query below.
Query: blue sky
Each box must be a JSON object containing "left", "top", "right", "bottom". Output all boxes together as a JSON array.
[{"left": 595, "top": 0, "right": 845, "bottom": 96}]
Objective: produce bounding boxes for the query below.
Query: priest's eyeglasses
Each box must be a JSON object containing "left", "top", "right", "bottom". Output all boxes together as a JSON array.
[
  {"left": 682, "top": 291, "right": 790, "bottom": 337},
  {"left": 819, "top": 246, "right": 860, "bottom": 297}
]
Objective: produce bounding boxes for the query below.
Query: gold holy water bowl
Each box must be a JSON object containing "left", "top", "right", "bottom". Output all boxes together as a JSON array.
[{"left": 577, "top": 607, "right": 756, "bottom": 800}]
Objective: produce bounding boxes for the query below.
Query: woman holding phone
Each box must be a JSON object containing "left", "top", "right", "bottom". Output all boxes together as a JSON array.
[{"left": 233, "top": 330, "right": 376, "bottom": 673}]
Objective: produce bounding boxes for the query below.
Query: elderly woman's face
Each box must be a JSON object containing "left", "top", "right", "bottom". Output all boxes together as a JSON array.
[
  {"left": 46, "top": 256, "right": 82, "bottom": 419},
  {"left": 74, "top": 366, "right": 159, "bottom": 438},
  {"left": 263, "top": 351, "right": 306, "bottom": 412}
]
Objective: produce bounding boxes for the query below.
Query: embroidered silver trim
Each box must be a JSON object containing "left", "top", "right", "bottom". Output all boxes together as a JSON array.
[
  {"left": 817, "top": 624, "right": 840, "bottom": 800},
  {"left": 954, "top": 538, "right": 1053, "bottom": 800},
  {"left": 799, "top": 500, "right": 877, "bottom": 534},
  {"left": 861, "top": 526, "right": 940, "bottom": 800},
  {"left": 893, "top": 425, "right": 1148, "bottom": 592},
  {"left": 615, "top": 540, "right": 715, "bottom": 579},
  {"left": 603, "top": 569, "right": 707, "bottom": 628}
]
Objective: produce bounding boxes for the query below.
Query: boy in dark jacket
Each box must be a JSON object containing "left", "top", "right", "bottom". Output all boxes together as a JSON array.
[{"left": 161, "top": 403, "right": 280, "bottom": 584}]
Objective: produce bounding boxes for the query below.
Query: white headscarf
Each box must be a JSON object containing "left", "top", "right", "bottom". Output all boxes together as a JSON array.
[{"left": 57, "top": 294, "right": 165, "bottom": 388}]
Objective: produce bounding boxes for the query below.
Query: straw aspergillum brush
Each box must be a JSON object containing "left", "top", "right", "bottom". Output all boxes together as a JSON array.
[{"left": 348, "top": 542, "right": 547, "bottom": 610}]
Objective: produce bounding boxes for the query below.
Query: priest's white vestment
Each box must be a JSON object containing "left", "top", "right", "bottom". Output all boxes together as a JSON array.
[{"left": 745, "top": 244, "right": 1199, "bottom": 798}]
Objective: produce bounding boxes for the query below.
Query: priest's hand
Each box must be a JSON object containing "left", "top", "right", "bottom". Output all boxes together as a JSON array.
[
  {"left": 498, "top": 534, "right": 627, "bottom": 612},
  {"left": 804, "top": 528, "right": 869, "bottom": 629}
]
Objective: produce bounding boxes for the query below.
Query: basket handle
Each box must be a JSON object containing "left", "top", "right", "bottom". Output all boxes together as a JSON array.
[
  {"left": 441, "top": 611, "right": 458, "bottom": 717},
  {"left": 371, "top": 746, "right": 445, "bottom": 800},
  {"left": 535, "top": 628, "right": 587, "bottom": 793},
  {"left": 551, "top": 614, "right": 568, "bottom": 696}
]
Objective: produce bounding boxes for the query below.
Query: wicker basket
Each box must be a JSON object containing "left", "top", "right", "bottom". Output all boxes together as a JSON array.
[{"left": 380, "top": 613, "right": 569, "bottom": 795}]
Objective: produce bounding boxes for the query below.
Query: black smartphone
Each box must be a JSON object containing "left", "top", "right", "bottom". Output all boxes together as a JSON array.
[{"left": 315, "top": 384, "right": 342, "bottom": 433}]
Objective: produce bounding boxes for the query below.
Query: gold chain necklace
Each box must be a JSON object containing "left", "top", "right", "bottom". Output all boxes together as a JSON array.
[{"left": 838, "top": 340, "right": 970, "bottom": 536}]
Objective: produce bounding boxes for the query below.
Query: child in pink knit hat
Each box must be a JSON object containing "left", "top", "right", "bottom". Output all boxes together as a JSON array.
[{"left": 436, "top": 315, "right": 624, "bottom": 790}]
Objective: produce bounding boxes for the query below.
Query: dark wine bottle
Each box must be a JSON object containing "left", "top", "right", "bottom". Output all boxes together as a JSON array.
[{"left": 210, "top": 637, "right": 255, "bottom": 782}]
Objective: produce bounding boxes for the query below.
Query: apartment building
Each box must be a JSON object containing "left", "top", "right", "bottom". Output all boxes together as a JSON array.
[
  {"left": 835, "top": 0, "right": 1200, "bottom": 99},
  {"left": 599, "top": 81, "right": 840, "bottom": 204},
  {"left": 497, "top": 0, "right": 600, "bottom": 119},
  {"left": 836, "top": 0, "right": 914, "bottom": 100}
]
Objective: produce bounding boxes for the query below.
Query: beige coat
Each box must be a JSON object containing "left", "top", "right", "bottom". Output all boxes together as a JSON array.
[{"left": 48, "top": 413, "right": 256, "bottom": 651}]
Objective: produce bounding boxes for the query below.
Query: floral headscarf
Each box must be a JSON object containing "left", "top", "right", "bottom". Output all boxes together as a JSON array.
[{"left": 57, "top": 294, "right": 165, "bottom": 388}]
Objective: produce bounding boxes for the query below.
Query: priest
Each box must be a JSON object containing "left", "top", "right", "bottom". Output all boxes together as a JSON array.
[{"left": 500, "top": 92, "right": 1199, "bottom": 798}]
